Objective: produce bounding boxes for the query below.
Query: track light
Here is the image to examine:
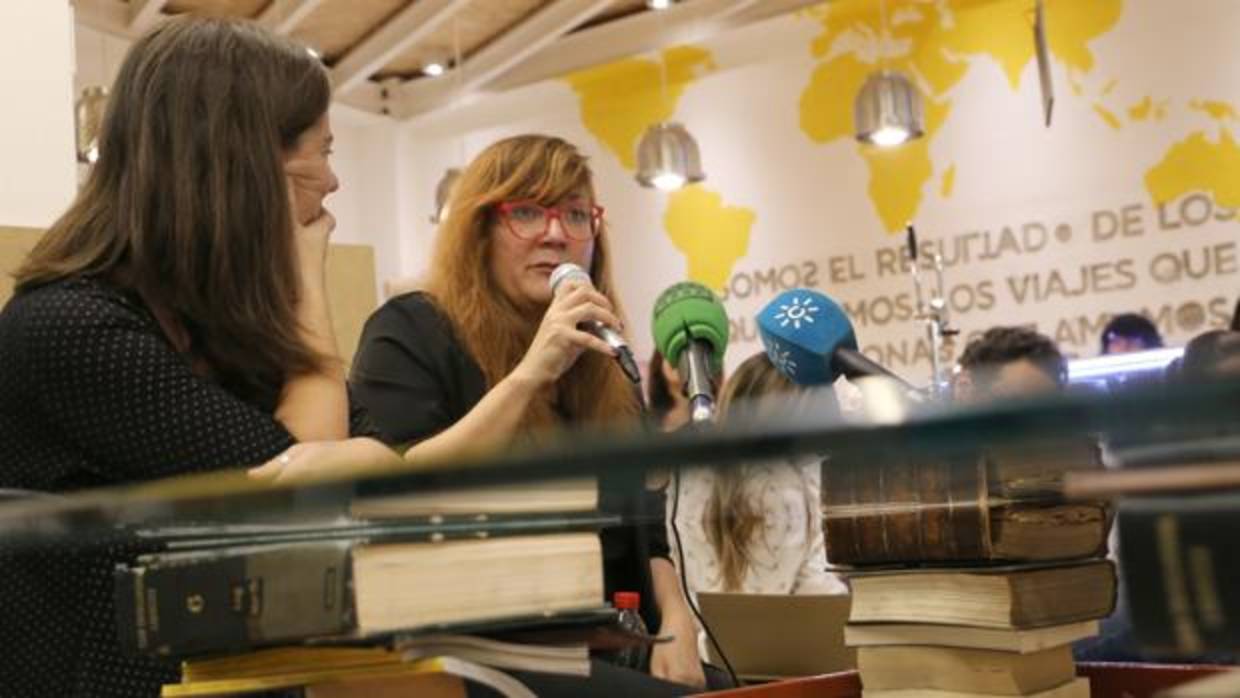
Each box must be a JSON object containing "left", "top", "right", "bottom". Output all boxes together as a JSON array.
[
  {"left": 636, "top": 122, "right": 705, "bottom": 191},
  {"left": 854, "top": 70, "right": 923, "bottom": 147},
  {"left": 75, "top": 86, "right": 108, "bottom": 165},
  {"left": 429, "top": 168, "right": 461, "bottom": 224}
]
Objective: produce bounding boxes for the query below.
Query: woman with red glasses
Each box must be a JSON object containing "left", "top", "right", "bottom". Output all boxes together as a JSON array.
[{"left": 345, "top": 134, "right": 712, "bottom": 695}]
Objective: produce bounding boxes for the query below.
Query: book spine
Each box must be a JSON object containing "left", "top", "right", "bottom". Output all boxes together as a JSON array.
[
  {"left": 115, "top": 540, "right": 356, "bottom": 658},
  {"left": 823, "top": 456, "right": 990, "bottom": 564},
  {"left": 137, "top": 512, "right": 621, "bottom": 551},
  {"left": 1120, "top": 493, "right": 1240, "bottom": 655}
]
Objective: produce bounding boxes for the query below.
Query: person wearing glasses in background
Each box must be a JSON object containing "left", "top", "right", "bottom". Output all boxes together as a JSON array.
[{"left": 335, "top": 135, "right": 721, "bottom": 695}]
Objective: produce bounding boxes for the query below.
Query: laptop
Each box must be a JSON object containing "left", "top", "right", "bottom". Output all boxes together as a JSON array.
[{"left": 695, "top": 593, "right": 856, "bottom": 681}]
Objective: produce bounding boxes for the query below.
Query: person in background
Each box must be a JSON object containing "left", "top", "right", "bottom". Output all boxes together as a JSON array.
[
  {"left": 1179, "top": 329, "right": 1240, "bottom": 380},
  {"left": 1100, "top": 313, "right": 1163, "bottom": 355},
  {"left": 952, "top": 326, "right": 1067, "bottom": 402},
  {"left": 0, "top": 18, "right": 389, "bottom": 697},
  {"left": 669, "top": 352, "right": 848, "bottom": 655},
  {"left": 647, "top": 351, "right": 691, "bottom": 432},
  {"left": 341, "top": 134, "right": 714, "bottom": 694}
]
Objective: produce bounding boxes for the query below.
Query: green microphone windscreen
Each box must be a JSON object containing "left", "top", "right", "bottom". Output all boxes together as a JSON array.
[{"left": 651, "top": 282, "right": 729, "bottom": 372}]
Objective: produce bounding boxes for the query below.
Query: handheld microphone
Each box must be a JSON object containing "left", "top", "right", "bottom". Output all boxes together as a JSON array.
[
  {"left": 651, "top": 282, "right": 729, "bottom": 423},
  {"left": 757, "top": 288, "right": 914, "bottom": 390},
  {"left": 549, "top": 263, "right": 641, "bottom": 384}
]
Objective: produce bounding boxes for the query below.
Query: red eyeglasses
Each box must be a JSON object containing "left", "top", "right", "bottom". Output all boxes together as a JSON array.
[{"left": 496, "top": 200, "right": 604, "bottom": 241}]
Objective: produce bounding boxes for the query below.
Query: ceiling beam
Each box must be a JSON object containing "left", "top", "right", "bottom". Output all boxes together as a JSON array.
[
  {"left": 73, "top": 0, "right": 137, "bottom": 39},
  {"left": 257, "top": 0, "right": 327, "bottom": 35},
  {"left": 128, "top": 0, "right": 168, "bottom": 35},
  {"left": 484, "top": 0, "right": 822, "bottom": 93},
  {"left": 395, "top": 0, "right": 614, "bottom": 119},
  {"left": 330, "top": 0, "right": 471, "bottom": 96}
]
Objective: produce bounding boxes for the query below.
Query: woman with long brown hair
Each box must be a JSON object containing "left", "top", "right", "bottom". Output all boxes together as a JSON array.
[
  {"left": 670, "top": 352, "right": 847, "bottom": 649},
  {"left": 345, "top": 134, "right": 713, "bottom": 693},
  {"left": 0, "top": 18, "right": 388, "bottom": 696}
]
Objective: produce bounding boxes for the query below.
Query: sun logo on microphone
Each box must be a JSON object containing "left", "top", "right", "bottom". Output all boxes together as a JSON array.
[
  {"left": 774, "top": 296, "right": 820, "bottom": 330},
  {"left": 766, "top": 341, "right": 798, "bottom": 377}
]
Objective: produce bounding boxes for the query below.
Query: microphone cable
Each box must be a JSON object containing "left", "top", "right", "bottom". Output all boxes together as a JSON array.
[
  {"left": 669, "top": 455, "right": 740, "bottom": 688},
  {"left": 634, "top": 383, "right": 739, "bottom": 688}
]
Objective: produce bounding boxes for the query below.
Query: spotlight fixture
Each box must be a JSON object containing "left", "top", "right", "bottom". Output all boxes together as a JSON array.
[
  {"left": 429, "top": 168, "right": 461, "bottom": 224},
  {"left": 647, "top": 0, "right": 674, "bottom": 9},
  {"left": 854, "top": 70, "right": 924, "bottom": 147},
  {"left": 75, "top": 86, "right": 108, "bottom": 165},
  {"left": 422, "top": 60, "right": 446, "bottom": 77},
  {"left": 852, "top": 0, "right": 924, "bottom": 148},
  {"left": 635, "top": 122, "right": 705, "bottom": 191}
]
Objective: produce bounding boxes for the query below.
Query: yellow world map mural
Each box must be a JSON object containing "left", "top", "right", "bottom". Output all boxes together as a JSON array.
[{"left": 567, "top": 0, "right": 1240, "bottom": 293}]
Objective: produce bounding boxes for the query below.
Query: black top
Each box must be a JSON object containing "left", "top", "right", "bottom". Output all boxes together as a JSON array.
[
  {"left": 349, "top": 291, "right": 671, "bottom": 631},
  {"left": 0, "top": 277, "right": 374, "bottom": 697}
]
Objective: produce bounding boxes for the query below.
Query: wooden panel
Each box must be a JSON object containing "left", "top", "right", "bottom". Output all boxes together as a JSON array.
[
  {"left": 163, "top": 0, "right": 270, "bottom": 18},
  {"left": 0, "top": 226, "right": 42, "bottom": 307},
  {"left": 325, "top": 243, "right": 378, "bottom": 364},
  {"left": 577, "top": 0, "right": 647, "bottom": 30},
  {"left": 376, "top": 0, "right": 545, "bottom": 80},
  {"left": 290, "top": 0, "right": 408, "bottom": 62},
  {"left": 700, "top": 672, "right": 862, "bottom": 698}
]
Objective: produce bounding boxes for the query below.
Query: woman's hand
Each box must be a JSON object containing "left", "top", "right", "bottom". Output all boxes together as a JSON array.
[
  {"left": 248, "top": 437, "right": 401, "bottom": 485},
  {"left": 285, "top": 163, "right": 336, "bottom": 279},
  {"left": 511, "top": 282, "right": 622, "bottom": 388},
  {"left": 650, "top": 611, "right": 707, "bottom": 689}
]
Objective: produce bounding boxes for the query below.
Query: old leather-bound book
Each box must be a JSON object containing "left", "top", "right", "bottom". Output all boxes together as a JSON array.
[{"left": 823, "top": 440, "right": 1110, "bottom": 565}]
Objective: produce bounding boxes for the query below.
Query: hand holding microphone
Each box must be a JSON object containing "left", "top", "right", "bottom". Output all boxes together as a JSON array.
[
  {"left": 548, "top": 263, "right": 642, "bottom": 384},
  {"left": 510, "top": 263, "right": 630, "bottom": 388}
]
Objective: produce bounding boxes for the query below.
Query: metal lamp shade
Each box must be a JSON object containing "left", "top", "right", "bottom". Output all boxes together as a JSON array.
[
  {"left": 429, "top": 167, "right": 461, "bottom": 224},
  {"left": 75, "top": 86, "right": 108, "bottom": 164},
  {"left": 854, "top": 70, "right": 924, "bottom": 147},
  {"left": 635, "top": 122, "right": 706, "bottom": 190}
]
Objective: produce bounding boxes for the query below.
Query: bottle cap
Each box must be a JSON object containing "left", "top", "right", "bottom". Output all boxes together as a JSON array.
[{"left": 613, "top": 591, "right": 640, "bottom": 610}]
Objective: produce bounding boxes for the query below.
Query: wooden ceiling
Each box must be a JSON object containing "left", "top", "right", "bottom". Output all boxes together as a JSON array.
[{"left": 74, "top": 0, "right": 823, "bottom": 118}]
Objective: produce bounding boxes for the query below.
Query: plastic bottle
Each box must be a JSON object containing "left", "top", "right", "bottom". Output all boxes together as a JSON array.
[{"left": 612, "top": 591, "right": 650, "bottom": 670}]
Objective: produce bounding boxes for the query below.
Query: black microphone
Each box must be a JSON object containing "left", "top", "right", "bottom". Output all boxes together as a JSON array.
[{"left": 549, "top": 263, "right": 641, "bottom": 384}]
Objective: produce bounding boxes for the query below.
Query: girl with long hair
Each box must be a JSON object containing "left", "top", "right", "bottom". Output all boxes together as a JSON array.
[
  {"left": 670, "top": 352, "right": 846, "bottom": 648},
  {"left": 0, "top": 18, "right": 388, "bottom": 696},
  {"left": 343, "top": 134, "right": 713, "bottom": 694}
]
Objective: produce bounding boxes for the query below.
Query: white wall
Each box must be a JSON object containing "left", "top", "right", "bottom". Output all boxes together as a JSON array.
[
  {"left": 329, "top": 105, "right": 403, "bottom": 296},
  {"left": 1, "top": 2, "right": 76, "bottom": 227}
]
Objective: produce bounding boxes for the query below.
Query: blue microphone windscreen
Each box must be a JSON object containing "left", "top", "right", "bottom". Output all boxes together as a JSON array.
[{"left": 757, "top": 289, "right": 857, "bottom": 386}]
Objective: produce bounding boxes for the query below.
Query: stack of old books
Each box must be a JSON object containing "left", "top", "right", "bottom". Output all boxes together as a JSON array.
[
  {"left": 112, "top": 477, "right": 617, "bottom": 696},
  {"left": 823, "top": 441, "right": 1118, "bottom": 698}
]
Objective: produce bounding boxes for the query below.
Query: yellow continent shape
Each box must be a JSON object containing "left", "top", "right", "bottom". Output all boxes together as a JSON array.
[
  {"left": 566, "top": 46, "right": 715, "bottom": 172},
  {"left": 1145, "top": 129, "right": 1240, "bottom": 209},
  {"left": 662, "top": 186, "right": 755, "bottom": 291}
]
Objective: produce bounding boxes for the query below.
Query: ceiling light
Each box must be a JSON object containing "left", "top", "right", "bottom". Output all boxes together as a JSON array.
[
  {"left": 854, "top": 70, "right": 923, "bottom": 147},
  {"left": 650, "top": 172, "right": 686, "bottom": 191},
  {"left": 429, "top": 168, "right": 461, "bottom": 224},
  {"left": 647, "top": 0, "right": 674, "bottom": 9},
  {"left": 636, "top": 122, "right": 705, "bottom": 191},
  {"left": 422, "top": 60, "right": 446, "bottom": 78},
  {"left": 75, "top": 86, "right": 107, "bottom": 165}
]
